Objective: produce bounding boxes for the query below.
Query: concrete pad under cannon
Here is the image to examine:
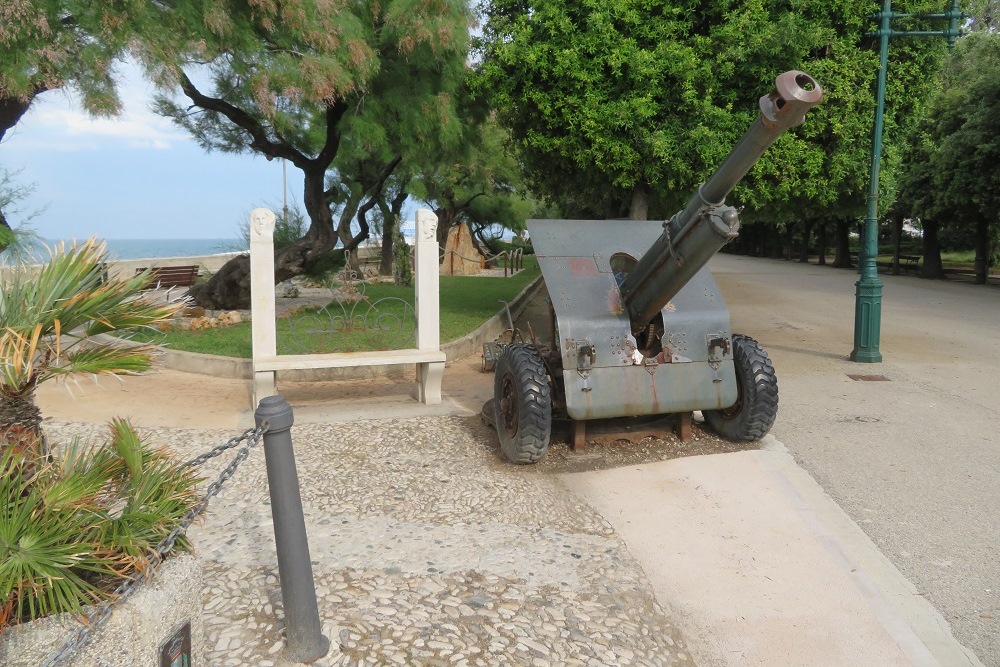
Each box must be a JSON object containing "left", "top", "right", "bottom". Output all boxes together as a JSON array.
[{"left": 560, "top": 438, "right": 978, "bottom": 667}]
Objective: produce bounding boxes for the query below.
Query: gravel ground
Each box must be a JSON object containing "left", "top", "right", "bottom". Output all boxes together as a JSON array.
[{"left": 43, "top": 415, "right": 712, "bottom": 667}]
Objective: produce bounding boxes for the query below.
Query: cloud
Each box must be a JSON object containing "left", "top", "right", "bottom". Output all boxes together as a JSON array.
[
  {"left": 5, "top": 61, "right": 186, "bottom": 152},
  {"left": 29, "top": 106, "right": 181, "bottom": 150}
]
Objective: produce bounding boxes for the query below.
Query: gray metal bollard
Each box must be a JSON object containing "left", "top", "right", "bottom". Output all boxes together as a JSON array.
[{"left": 254, "top": 395, "right": 330, "bottom": 663}]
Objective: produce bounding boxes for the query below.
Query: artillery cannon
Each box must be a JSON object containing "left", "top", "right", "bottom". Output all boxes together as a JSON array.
[{"left": 488, "top": 71, "right": 823, "bottom": 463}]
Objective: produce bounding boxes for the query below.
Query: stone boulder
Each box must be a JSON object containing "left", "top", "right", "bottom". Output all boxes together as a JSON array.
[{"left": 440, "top": 224, "right": 485, "bottom": 276}]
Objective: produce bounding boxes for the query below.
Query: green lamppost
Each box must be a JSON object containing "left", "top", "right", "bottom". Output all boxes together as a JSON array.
[{"left": 851, "top": 0, "right": 964, "bottom": 363}]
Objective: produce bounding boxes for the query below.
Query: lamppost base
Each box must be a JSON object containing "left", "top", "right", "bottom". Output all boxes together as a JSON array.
[{"left": 850, "top": 276, "right": 883, "bottom": 363}]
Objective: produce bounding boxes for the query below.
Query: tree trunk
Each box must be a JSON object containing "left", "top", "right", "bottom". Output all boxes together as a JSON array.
[
  {"left": 378, "top": 201, "right": 395, "bottom": 276},
  {"left": 0, "top": 92, "right": 41, "bottom": 143},
  {"left": 629, "top": 183, "right": 650, "bottom": 221},
  {"left": 974, "top": 218, "right": 989, "bottom": 285},
  {"left": 769, "top": 225, "right": 784, "bottom": 259},
  {"left": 743, "top": 224, "right": 759, "bottom": 256},
  {"left": 435, "top": 207, "right": 459, "bottom": 248},
  {"left": 817, "top": 221, "right": 828, "bottom": 265},
  {"left": 378, "top": 189, "right": 408, "bottom": 276},
  {"left": 0, "top": 385, "right": 46, "bottom": 461},
  {"left": 783, "top": 224, "right": 793, "bottom": 260},
  {"left": 919, "top": 219, "right": 945, "bottom": 279},
  {"left": 1, "top": 92, "right": 43, "bottom": 255},
  {"left": 833, "top": 219, "right": 852, "bottom": 268},
  {"left": 798, "top": 220, "right": 814, "bottom": 262},
  {"left": 335, "top": 190, "right": 364, "bottom": 271},
  {"left": 188, "top": 165, "right": 337, "bottom": 309},
  {"left": 891, "top": 213, "right": 904, "bottom": 275}
]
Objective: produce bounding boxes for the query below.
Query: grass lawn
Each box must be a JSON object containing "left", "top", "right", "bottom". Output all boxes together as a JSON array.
[
  {"left": 873, "top": 251, "right": 992, "bottom": 273},
  {"left": 138, "top": 257, "right": 540, "bottom": 358}
]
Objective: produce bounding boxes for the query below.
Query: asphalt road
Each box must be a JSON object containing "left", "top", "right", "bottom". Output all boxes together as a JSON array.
[{"left": 711, "top": 253, "right": 999, "bottom": 666}]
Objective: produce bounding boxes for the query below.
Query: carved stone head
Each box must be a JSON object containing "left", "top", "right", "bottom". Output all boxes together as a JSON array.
[
  {"left": 250, "top": 208, "right": 277, "bottom": 242},
  {"left": 416, "top": 209, "right": 438, "bottom": 241}
]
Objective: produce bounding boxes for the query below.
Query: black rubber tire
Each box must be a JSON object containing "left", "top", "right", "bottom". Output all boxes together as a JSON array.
[
  {"left": 704, "top": 334, "right": 779, "bottom": 441},
  {"left": 493, "top": 343, "right": 552, "bottom": 464}
]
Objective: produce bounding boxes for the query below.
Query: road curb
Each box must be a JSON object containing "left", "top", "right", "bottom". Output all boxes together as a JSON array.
[{"left": 757, "top": 435, "right": 986, "bottom": 667}]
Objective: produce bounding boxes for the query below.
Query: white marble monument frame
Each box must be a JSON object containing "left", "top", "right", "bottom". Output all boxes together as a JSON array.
[{"left": 250, "top": 208, "right": 446, "bottom": 407}]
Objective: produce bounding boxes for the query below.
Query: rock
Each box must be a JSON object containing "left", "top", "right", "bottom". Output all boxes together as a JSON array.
[
  {"left": 276, "top": 280, "right": 299, "bottom": 298},
  {"left": 440, "top": 224, "right": 485, "bottom": 276},
  {"left": 181, "top": 306, "right": 206, "bottom": 318}
]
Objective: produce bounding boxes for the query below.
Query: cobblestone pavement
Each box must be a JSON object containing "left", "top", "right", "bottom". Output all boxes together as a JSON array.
[{"left": 46, "top": 415, "right": 703, "bottom": 667}]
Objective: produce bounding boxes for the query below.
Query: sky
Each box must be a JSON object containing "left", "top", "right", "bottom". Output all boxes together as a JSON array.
[{"left": 1, "top": 61, "right": 308, "bottom": 241}]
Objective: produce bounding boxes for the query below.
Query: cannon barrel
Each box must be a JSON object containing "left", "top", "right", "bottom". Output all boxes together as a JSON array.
[{"left": 619, "top": 71, "right": 823, "bottom": 336}]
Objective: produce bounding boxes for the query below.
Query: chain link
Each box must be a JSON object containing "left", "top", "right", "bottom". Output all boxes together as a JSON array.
[
  {"left": 40, "top": 423, "right": 268, "bottom": 667},
  {"left": 181, "top": 426, "right": 261, "bottom": 469}
]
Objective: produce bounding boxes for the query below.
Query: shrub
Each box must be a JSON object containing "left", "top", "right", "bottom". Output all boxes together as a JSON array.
[{"left": 0, "top": 419, "right": 200, "bottom": 631}]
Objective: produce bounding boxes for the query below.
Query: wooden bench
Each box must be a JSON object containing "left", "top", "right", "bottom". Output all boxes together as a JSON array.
[
  {"left": 877, "top": 254, "right": 921, "bottom": 274},
  {"left": 137, "top": 265, "right": 200, "bottom": 289}
]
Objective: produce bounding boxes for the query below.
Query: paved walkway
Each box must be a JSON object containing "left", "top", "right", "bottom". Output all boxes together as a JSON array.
[
  {"left": 31, "top": 254, "right": 994, "bottom": 666},
  {"left": 714, "top": 253, "right": 999, "bottom": 665},
  {"left": 45, "top": 415, "right": 694, "bottom": 667}
]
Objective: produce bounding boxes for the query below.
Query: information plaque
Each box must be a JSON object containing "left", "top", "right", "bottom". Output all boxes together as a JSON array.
[{"left": 159, "top": 621, "right": 192, "bottom": 667}]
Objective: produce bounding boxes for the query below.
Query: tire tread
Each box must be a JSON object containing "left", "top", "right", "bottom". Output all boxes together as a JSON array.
[
  {"left": 493, "top": 344, "right": 552, "bottom": 463},
  {"left": 705, "top": 334, "right": 779, "bottom": 441}
]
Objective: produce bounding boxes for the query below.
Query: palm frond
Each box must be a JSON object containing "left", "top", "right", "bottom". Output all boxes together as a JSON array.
[
  {"left": 0, "top": 450, "right": 124, "bottom": 627},
  {"left": 1, "top": 240, "right": 181, "bottom": 401},
  {"left": 37, "top": 344, "right": 160, "bottom": 384}
]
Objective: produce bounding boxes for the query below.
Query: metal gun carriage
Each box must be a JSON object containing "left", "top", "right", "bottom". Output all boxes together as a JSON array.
[{"left": 486, "top": 71, "right": 823, "bottom": 463}]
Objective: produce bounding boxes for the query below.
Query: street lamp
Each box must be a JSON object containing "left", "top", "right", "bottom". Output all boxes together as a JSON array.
[{"left": 851, "top": 0, "right": 964, "bottom": 363}]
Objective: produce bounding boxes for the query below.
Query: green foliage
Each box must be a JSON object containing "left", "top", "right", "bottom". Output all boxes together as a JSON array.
[
  {"left": 149, "top": 0, "right": 472, "bottom": 243},
  {"left": 137, "top": 258, "right": 541, "bottom": 357},
  {"left": 0, "top": 240, "right": 181, "bottom": 459},
  {"left": 0, "top": 0, "right": 160, "bottom": 141},
  {"left": 962, "top": 0, "right": 1000, "bottom": 31},
  {"left": 0, "top": 240, "right": 180, "bottom": 370},
  {"left": 0, "top": 420, "right": 200, "bottom": 630},
  {"left": 410, "top": 93, "right": 538, "bottom": 237},
  {"left": 0, "top": 168, "right": 43, "bottom": 259},
  {"left": 235, "top": 203, "right": 308, "bottom": 252},
  {"left": 901, "top": 31, "right": 1000, "bottom": 260},
  {"left": 475, "top": 0, "right": 946, "bottom": 222},
  {"left": 392, "top": 225, "right": 413, "bottom": 287}
]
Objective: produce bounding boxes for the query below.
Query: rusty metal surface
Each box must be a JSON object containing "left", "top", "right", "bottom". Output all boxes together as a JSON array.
[{"left": 528, "top": 219, "right": 738, "bottom": 420}]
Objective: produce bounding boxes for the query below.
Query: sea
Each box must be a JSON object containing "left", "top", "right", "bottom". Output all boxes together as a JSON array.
[
  {"left": 57, "top": 238, "right": 243, "bottom": 260},
  {"left": 3, "top": 238, "right": 243, "bottom": 264}
]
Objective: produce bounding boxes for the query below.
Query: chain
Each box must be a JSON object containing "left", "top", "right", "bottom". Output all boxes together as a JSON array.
[
  {"left": 40, "top": 423, "right": 268, "bottom": 667},
  {"left": 182, "top": 426, "right": 261, "bottom": 469}
]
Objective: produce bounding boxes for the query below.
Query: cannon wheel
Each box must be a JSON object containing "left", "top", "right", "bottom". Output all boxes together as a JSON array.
[
  {"left": 493, "top": 343, "right": 552, "bottom": 464},
  {"left": 704, "top": 334, "right": 778, "bottom": 441}
]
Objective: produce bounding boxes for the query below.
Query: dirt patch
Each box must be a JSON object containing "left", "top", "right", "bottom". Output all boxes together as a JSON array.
[{"left": 466, "top": 412, "right": 760, "bottom": 475}]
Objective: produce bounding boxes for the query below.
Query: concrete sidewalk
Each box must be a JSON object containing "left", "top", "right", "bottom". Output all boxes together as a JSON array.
[{"left": 562, "top": 438, "right": 983, "bottom": 667}]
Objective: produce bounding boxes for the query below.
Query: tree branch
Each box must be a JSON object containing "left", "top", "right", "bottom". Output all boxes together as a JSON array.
[
  {"left": 177, "top": 71, "right": 310, "bottom": 168},
  {"left": 455, "top": 191, "right": 488, "bottom": 213},
  {"left": 344, "top": 156, "right": 403, "bottom": 252},
  {"left": 0, "top": 82, "right": 50, "bottom": 143},
  {"left": 313, "top": 101, "right": 351, "bottom": 169}
]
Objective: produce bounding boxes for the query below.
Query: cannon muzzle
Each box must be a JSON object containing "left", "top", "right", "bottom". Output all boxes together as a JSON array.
[{"left": 619, "top": 71, "right": 822, "bottom": 336}]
